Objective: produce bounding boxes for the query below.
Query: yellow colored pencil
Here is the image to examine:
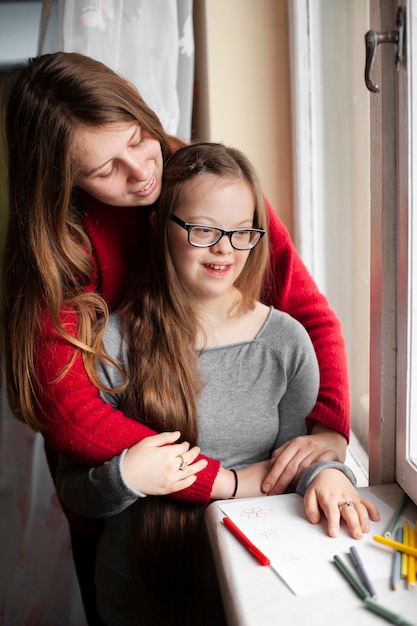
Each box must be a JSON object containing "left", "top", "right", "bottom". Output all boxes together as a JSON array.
[
  {"left": 414, "top": 521, "right": 417, "bottom": 578},
  {"left": 402, "top": 523, "right": 409, "bottom": 578},
  {"left": 407, "top": 528, "right": 416, "bottom": 588},
  {"left": 373, "top": 533, "right": 417, "bottom": 558}
]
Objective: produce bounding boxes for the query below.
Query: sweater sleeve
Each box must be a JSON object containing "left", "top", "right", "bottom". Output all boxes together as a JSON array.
[
  {"left": 295, "top": 461, "right": 357, "bottom": 496},
  {"left": 263, "top": 200, "right": 350, "bottom": 441},
  {"left": 35, "top": 308, "right": 220, "bottom": 505},
  {"left": 56, "top": 450, "right": 145, "bottom": 518}
]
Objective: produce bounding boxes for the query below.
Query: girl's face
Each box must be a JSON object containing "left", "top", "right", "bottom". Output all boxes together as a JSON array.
[
  {"left": 168, "top": 174, "right": 255, "bottom": 303},
  {"left": 74, "top": 122, "right": 163, "bottom": 207}
]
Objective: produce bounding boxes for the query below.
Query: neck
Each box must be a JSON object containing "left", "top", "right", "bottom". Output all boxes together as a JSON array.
[
  {"left": 194, "top": 290, "right": 269, "bottom": 349},
  {"left": 195, "top": 287, "right": 241, "bottom": 323}
]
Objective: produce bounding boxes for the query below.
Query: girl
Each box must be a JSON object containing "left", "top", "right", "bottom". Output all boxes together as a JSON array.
[
  {"left": 1, "top": 52, "right": 349, "bottom": 622},
  {"left": 56, "top": 143, "right": 379, "bottom": 626}
]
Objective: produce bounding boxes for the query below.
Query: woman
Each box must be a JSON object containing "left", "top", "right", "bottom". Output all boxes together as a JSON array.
[
  {"left": 56, "top": 143, "right": 379, "bottom": 625},
  {"left": 1, "top": 52, "right": 350, "bottom": 622}
]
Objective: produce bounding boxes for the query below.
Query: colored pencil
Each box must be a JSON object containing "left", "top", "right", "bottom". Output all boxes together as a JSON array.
[
  {"left": 333, "top": 554, "right": 370, "bottom": 600},
  {"left": 349, "top": 545, "right": 377, "bottom": 598},
  {"left": 384, "top": 492, "right": 409, "bottom": 537},
  {"left": 401, "top": 523, "right": 409, "bottom": 579},
  {"left": 373, "top": 533, "right": 417, "bottom": 558},
  {"left": 364, "top": 597, "right": 416, "bottom": 626},
  {"left": 222, "top": 517, "right": 270, "bottom": 566},
  {"left": 407, "top": 528, "right": 416, "bottom": 588},
  {"left": 391, "top": 526, "right": 403, "bottom": 590}
]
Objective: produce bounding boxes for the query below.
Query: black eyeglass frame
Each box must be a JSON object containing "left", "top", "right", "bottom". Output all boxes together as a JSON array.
[{"left": 169, "top": 214, "right": 265, "bottom": 250}]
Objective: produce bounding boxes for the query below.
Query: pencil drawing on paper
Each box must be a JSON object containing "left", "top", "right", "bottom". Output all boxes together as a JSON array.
[{"left": 239, "top": 506, "right": 274, "bottom": 519}]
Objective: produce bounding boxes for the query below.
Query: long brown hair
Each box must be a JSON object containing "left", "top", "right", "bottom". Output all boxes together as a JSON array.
[
  {"left": 0, "top": 51, "right": 175, "bottom": 430},
  {"left": 120, "top": 142, "right": 269, "bottom": 439},
  {"left": 118, "top": 144, "right": 269, "bottom": 621}
]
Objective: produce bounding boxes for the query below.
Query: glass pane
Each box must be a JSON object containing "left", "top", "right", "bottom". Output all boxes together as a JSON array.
[{"left": 396, "top": 0, "right": 417, "bottom": 503}]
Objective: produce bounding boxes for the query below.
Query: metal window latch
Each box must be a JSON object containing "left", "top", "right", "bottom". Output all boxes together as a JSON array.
[{"left": 365, "top": 7, "right": 404, "bottom": 93}]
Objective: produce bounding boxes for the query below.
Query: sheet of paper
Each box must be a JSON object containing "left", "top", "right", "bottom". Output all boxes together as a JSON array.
[{"left": 218, "top": 491, "right": 413, "bottom": 596}]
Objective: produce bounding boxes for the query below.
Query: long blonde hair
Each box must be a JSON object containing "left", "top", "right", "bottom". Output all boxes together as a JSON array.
[{"left": 0, "top": 52, "right": 176, "bottom": 430}]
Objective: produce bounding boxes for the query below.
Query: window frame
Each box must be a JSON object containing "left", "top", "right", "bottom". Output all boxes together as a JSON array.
[{"left": 395, "top": 0, "right": 417, "bottom": 503}]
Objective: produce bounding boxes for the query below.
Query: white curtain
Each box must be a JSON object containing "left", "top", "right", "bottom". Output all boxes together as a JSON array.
[
  {"left": 38, "top": 0, "right": 195, "bottom": 140},
  {"left": 0, "top": 3, "right": 194, "bottom": 624},
  {"left": 0, "top": 388, "right": 86, "bottom": 624}
]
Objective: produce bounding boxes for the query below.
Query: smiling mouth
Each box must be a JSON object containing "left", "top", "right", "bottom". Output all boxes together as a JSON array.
[
  {"left": 206, "top": 264, "right": 230, "bottom": 270},
  {"left": 136, "top": 174, "right": 155, "bottom": 195}
]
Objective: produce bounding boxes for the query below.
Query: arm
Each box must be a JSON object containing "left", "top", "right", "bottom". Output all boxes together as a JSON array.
[
  {"left": 35, "top": 308, "right": 220, "bottom": 505},
  {"left": 57, "top": 438, "right": 272, "bottom": 518},
  {"left": 261, "top": 201, "right": 349, "bottom": 493},
  {"left": 262, "top": 200, "right": 350, "bottom": 441},
  {"left": 56, "top": 432, "right": 207, "bottom": 517}
]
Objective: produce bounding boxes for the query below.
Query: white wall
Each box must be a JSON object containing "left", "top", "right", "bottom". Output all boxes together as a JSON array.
[{"left": 193, "top": 0, "right": 294, "bottom": 235}]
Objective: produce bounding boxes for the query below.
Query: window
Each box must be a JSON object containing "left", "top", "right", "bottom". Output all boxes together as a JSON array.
[
  {"left": 289, "top": 0, "right": 371, "bottom": 460},
  {"left": 396, "top": 0, "right": 417, "bottom": 504}
]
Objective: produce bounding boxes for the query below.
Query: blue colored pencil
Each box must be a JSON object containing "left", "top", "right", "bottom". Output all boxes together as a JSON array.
[
  {"left": 333, "top": 554, "right": 370, "bottom": 600},
  {"left": 392, "top": 526, "right": 403, "bottom": 590},
  {"left": 349, "top": 545, "right": 377, "bottom": 598}
]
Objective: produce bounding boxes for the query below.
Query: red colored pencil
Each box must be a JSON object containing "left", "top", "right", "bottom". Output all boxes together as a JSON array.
[{"left": 223, "top": 516, "right": 270, "bottom": 566}]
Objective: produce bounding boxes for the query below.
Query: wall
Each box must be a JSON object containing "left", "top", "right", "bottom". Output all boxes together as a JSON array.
[
  {"left": 0, "top": 1, "right": 42, "bottom": 69},
  {"left": 193, "top": 0, "right": 294, "bottom": 236},
  {"left": 0, "top": 2, "right": 42, "bottom": 243}
]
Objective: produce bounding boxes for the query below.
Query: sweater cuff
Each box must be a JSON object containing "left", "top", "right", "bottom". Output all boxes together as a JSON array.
[
  {"left": 118, "top": 449, "right": 147, "bottom": 498},
  {"left": 295, "top": 461, "right": 357, "bottom": 496},
  {"left": 174, "top": 457, "right": 221, "bottom": 505}
]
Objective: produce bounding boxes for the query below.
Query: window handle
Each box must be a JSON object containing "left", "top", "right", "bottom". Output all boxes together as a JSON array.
[{"left": 364, "top": 7, "right": 404, "bottom": 93}]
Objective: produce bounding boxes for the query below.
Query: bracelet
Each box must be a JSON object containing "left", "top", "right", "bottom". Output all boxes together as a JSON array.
[{"left": 230, "top": 469, "right": 238, "bottom": 499}]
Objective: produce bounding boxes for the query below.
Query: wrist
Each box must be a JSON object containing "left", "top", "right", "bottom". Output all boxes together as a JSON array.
[
  {"left": 230, "top": 469, "right": 238, "bottom": 499},
  {"left": 211, "top": 467, "right": 238, "bottom": 500}
]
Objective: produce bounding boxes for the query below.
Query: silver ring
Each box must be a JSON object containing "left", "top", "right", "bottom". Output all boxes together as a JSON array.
[
  {"left": 339, "top": 499, "right": 354, "bottom": 511},
  {"left": 177, "top": 455, "right": 188, "bottom": 471}
]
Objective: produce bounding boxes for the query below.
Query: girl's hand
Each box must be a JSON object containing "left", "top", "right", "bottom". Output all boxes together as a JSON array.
[
  {"left": 121, "top": 431, "right": 207, "bottom": 496},
  {"left": 304, "top": 468, "right": 380, "bottom": 539}
]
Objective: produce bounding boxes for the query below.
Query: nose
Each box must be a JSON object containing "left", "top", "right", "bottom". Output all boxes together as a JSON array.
[
  {"left": 126, "top": 157, "right": 148, "bottom": 182},
  {"left": 212, "top": 233, "right": 233, "bottom": 253}
]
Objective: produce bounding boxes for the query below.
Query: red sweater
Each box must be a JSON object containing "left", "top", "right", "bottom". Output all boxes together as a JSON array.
[{"left": 37, "top": 196, "right": 350, "bottom": 510}]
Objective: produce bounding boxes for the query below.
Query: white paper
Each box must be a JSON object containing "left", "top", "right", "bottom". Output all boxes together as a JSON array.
[{"left": 218, "top": 491, "right": 411, "bottom": 595}]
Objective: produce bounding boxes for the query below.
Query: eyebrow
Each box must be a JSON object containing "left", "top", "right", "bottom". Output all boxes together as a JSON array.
[
  {"left": 185, "top": 217, "right": 254, "bottom": 227},
  {"left": 81, "top": 125, "right": 141, "bottom": 177}
]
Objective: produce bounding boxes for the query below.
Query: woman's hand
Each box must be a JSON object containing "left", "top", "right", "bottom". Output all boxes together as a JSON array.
[
  {"left": 121, "top": 431, "right": 207, "bottom": 496},
  {"left": 261, "top": 425, "right": 348, "bottom": 495},
  {"left": 304, "top": 468, "right": 380, "bottom": 539}
]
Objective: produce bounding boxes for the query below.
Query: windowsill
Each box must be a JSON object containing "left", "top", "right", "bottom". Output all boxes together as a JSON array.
[{"left": 346, "top": 430, "right": 369, "bottom": 487}]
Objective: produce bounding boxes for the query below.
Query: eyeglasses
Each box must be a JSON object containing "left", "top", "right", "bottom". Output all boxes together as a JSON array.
[{"left": 169, "top": 215, "right": 265, "bottom": 250}]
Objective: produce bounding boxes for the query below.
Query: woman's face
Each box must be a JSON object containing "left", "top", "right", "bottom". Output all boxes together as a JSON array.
[{"left": 74, "top": 122, "right": 163, "bottom": 207}]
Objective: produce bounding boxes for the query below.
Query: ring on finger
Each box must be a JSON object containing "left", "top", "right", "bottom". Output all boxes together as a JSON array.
[
  {"left": 177, "top": 454, "right": 188, "bottom": 471},
  {"left": 339, "top": 499, "right": 354, "bottom": 512}
]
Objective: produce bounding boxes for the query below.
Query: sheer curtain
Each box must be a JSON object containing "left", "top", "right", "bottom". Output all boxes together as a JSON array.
[
  {"left": 38, "top": 0, "right": 195, "bottom": 139},
  {"left": 1, "top": 3, "right": 194, "bottom": 624}
]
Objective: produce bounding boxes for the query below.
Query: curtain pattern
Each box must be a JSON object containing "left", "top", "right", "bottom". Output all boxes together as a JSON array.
[
  {"left": 38, "top": 0, "right": 195, "bottom": 139},
  {"left": 1, "top": 3, "right": 194, "bottom": 623}
]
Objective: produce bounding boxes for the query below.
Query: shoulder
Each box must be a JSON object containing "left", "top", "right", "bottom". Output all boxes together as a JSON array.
[
  {"left": 102, "top": 314, "right": 125, "bottom": 359},
  {"left": 261, "top": 307, "right": 311, "bottom": 341},
  {"left": 258, "top": 307, "right": 317, "bottom": 366}
]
